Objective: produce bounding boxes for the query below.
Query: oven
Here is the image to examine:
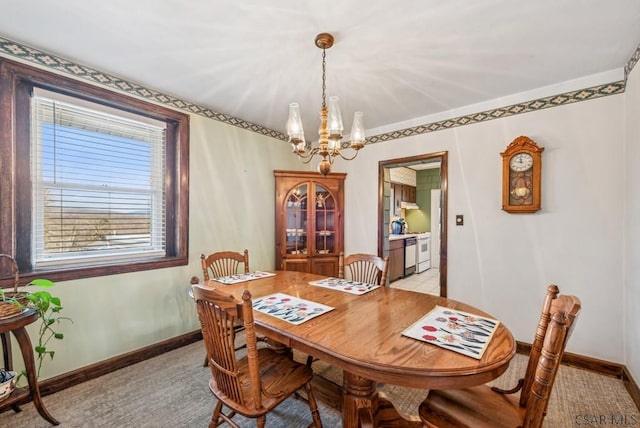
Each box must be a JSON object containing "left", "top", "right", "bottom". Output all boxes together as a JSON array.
[
  {"left": 416, "top": 232, "right": 431, "bottom": 273},
  {"left": 404, "top": 236, "right": 417, "bottom": 276}
]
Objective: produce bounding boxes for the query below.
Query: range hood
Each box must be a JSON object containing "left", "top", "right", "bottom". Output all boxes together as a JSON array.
[{"left": 400, "top": 201, "right": 420, "bottom": 210}]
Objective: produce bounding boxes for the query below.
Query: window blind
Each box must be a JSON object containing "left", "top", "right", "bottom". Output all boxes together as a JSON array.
[{"left": 31, "top": 89, "right": 167, "bottom": 268}]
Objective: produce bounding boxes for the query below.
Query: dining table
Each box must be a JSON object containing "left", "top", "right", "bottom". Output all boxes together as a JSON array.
[{"left": 201, "top": 270, "right": 516, "bottom": 428}]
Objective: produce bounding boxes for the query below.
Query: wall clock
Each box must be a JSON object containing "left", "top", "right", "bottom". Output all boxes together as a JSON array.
[{"left": 500, "top": 136, "right": 544, "bottom": 213}]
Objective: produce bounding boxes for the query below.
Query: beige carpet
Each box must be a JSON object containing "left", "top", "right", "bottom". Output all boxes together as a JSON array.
[
  {"left": 302, "top": 351, "right": 639, "bottom": 427},
  {"left": 0, "top": 341, "right": 341, "bottom": 428},
  {"left": 1, "top": 341, "right": 637, "bottom": 427}
]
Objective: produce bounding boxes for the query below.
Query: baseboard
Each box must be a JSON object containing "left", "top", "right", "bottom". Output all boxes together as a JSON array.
[
  {"left": 622, "top": 366, "right": 640, "bottom": 410},
  {"left": 36, "top": 330, "right": 202, "bottom": 399},
  {"left": 516, "top": 341, "right": 625, "bottom": 378},
  {"left": 517, "top": 341, "right": 640, "bottom": 410}
]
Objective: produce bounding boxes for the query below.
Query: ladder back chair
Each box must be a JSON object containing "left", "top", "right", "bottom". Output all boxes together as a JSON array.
[
  {"left": 418, "top": 284, "right": 581, "bottom": 428},
  {"left": 191, "top": 284, "right": 323, "bottom": 428},
  {"left": 197, "top": 249, "right": 251, "bottom": 366},
  {"left": 339, "top": 252, "right": 390, "bottom": 286},
  {"left": 200, "top": 249, "right": 250, "bottom": 280}
]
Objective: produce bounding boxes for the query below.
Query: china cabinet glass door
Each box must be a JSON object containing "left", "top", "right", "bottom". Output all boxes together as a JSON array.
[
  {"left": 285, "top": 184, "right": 307, "bottom": 255},
  {"left": 314, "top": 184, "right": 336, "bottom": 255}
]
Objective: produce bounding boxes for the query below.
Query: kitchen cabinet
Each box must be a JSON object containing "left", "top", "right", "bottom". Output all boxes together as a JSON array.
[
  {"left": 388, "top": 238, "right": 405, "bottom": 282},
  {"left": 275, "top": 170, "right": 345, "bottom": 277},
  {"left": 402, "top": 185, "right": 416, "bottom": 203},
  {"left": 392, "top": 183, "right": 417, "bottom": 208}
]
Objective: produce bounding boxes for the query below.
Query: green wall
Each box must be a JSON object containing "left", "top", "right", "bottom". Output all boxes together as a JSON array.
[{"left": 405, "top": 169, "right": 440, "bottom": 232}]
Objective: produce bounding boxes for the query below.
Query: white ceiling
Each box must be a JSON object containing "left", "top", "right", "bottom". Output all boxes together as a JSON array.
[{"left": 1, "top": 1, "right": 640, "bottom": 141}]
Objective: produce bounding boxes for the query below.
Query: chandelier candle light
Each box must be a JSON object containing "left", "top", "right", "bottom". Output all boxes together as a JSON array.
[{"left": 287, "top": 33, "right": 366, "bottom": 175}]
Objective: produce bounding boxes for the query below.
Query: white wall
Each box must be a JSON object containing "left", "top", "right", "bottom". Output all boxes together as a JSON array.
[
  {"left": 338, "top": 93, "right": 626, "bottom": 363},
  {"left": 624, "top": 62, "right": 640, "bottom": 382},
  {"left": 24, "top": 114, "right": 300, "bottom": 380}
]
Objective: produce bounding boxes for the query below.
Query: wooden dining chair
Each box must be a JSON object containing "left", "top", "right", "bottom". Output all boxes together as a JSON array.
[
  {"left": 200, "top": 249, "right": 250, "bottom": 280},
  {"left": 339, "top": 252, "right": 390, "bottom": 286},
  {"left": 191, "top": 283, "right": 323, "bottom": 428},
  {"left": 418, "top": 285, "right": 581, "bottom": 428},
  {"left": 306, "top": 252, "right": 389, "bottom": 367},
  {"left": 198, "top": 249, "right": 251, "bottom": 366}
]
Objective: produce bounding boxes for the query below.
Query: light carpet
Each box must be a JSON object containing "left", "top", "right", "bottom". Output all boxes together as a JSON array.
[{"left": 301, "top": 350, "right": 639, "bottom": 427}]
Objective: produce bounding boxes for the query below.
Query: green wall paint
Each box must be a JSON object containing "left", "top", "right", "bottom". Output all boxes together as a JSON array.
[{"left": 405, "top": 169, "right": 440, "bottom": 232}]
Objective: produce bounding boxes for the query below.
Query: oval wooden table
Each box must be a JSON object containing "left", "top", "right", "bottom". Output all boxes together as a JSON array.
[
  {"left": 0, "top": 308, "right": 59, "bottom": 425},
  {"left": 202, "top": 271, "right": 515, "bottom": 428}
]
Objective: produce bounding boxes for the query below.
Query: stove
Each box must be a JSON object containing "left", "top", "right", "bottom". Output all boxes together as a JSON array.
[{"left": 416, "top": 232, "right": 431, "bottom": 273}]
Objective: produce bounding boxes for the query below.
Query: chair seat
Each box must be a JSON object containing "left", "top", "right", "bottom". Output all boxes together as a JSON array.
[
  {"left": 209, "top": 347, "right": 314, "bottom": 418},
  {"left": 419, "top": 385, "right": 526, "bottom": 428}
]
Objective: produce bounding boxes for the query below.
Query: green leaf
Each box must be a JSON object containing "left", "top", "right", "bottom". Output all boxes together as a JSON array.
[
  {"left": 54, "top": 333, "right": 64, "bottom": 340},
  {"left": 29, "top": 278, "right": 55, "bottom": 288},
  {"left": 35, "top": 345, "right": 46, "bottom": 354},
  {"left": 51, "top": 297, "right": 61, "bottom": 305}
]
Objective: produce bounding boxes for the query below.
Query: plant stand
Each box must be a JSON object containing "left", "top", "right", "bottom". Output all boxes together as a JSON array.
[{"left": 0, "top": 308, "right": 59, "bottom": 425}]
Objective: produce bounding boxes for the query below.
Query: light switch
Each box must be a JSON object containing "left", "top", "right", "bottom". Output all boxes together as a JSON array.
[{"left": 456, "top": 215, "right": 464, "bottom": 226}]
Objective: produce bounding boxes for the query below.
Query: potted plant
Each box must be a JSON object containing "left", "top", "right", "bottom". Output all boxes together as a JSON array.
[{"left": 1, "top": 255, "right": 72, "bottom": 381}]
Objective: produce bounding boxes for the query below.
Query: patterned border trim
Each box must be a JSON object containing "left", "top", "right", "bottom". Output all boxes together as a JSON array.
[
  {"left": 624, "top": 42, "right": 640, "bottom": 80},
  {"left": 0, "top": 36, "right": 634, "bottom": 146},
  {"left": 0, "top": 37, "right": 287, "bottom": 141},
  {"left": 365, "top": 81, "right": 625, "bottom": 144}
]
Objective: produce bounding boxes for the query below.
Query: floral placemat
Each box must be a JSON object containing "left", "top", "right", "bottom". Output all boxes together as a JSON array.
[
  {"left": 402, "top": 305, "right": 500, "bottom": 359},
  {"left": 252, "top": 293, "right": 334, "bottom": 325},
  {"left": 308, "top": 277, "right": 380, "bottom": 295},
  {"left": 212, "top": 271, "right": 275, "bottom": 285}
]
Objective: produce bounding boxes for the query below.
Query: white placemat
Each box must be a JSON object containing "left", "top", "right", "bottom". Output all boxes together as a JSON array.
[
  {"left": 252, "top": 293, "right": 334, "bottom": 325},
  {"left": 212, "top": 271, "right": 275, "bottom": 285},
  {"left": 402, "top": 305, "right": 500, "bottom": 359},
  {"left": 308, "top": 277, "right": 380, "bottom": 295}
]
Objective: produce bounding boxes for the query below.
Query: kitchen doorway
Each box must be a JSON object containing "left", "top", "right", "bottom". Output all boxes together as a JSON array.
[{"left": 378, "top": 152, "right": 448, "bottom": 297}]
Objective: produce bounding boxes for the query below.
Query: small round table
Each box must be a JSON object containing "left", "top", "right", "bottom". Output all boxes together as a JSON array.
[{"left": 0, "top": 308, "right": 59, "bottom": 425}]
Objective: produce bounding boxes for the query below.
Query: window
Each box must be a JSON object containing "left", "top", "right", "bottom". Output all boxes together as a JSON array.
[{"left": 0, "top": 58, "right": 189, "bottom": 282}]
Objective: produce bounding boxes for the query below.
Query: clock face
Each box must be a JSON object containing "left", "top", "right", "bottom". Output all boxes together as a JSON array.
[{"left": 509, "top": 153, "right": 533, "bottom": 172}]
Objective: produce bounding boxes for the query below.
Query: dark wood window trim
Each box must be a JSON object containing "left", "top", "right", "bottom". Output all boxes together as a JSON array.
[{"left": 0, "top": 58, "right": 189, "bottom": 284}]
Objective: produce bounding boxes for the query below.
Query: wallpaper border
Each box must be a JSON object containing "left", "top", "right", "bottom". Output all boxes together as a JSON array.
[{"left": 1, "top": 36, "right": 637, "bottom": 145}]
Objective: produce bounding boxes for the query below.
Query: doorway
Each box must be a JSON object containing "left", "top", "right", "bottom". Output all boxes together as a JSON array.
[{"left": 378, "top": 152, "right": 448, "bottom": 297}]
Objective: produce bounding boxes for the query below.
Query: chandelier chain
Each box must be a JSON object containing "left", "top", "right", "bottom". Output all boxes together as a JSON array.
[{"left": 321, "top": 48, "right": 327, "bottom": 109}]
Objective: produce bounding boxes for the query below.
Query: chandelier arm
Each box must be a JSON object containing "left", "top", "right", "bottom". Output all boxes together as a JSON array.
[
  {"left": 297, "top": 155, "right": 316, "bottom": 165},
  {"left": 336, "top": 148, "right": 362, "bottom": 161},
  {"left": 294, "top": 147, "right": 320, "bottom": 163},
  {"left": 326, "top": 153, "right": 335, "bottom": 165}
]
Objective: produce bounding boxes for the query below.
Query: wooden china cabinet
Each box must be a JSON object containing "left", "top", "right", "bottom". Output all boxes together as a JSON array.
[{"left": 275, "top": 170, "right": 345, "bottom": 277}]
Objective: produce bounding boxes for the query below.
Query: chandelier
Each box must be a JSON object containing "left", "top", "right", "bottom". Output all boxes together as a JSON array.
[{"left": 286, "top": 33, "right": 365, "bottom": 176}]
